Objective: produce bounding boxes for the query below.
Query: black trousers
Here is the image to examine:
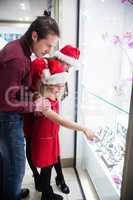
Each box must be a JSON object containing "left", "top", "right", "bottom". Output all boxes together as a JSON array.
[
  {"left": 54, "top": 156, "right": 64, "bottom": 180},
  {"left": 40, "top": 165, "right": 53, "bottom": 194},
  {"left": 26, "top": 139, "right": 64, "bottom": 181},
  {"left": 26, "top": 138, "right": 39, "bottom": 177}
]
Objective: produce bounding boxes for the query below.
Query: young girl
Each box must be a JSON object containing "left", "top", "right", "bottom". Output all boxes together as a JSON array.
[
  {"left": 25, "top": 45, "right": 81, "bottom": 195},
  {"left": 29, "top": 58, "right": 95, "bottom": 200}
]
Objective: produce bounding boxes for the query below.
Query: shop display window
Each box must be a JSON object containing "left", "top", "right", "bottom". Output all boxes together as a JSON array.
[{"left": 76, "top": 0, "right": 133, "bottom": 199}]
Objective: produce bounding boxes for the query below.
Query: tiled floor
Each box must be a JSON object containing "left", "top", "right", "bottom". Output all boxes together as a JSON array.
[
  {"left": 22, "top": 163, "right": 83, "bottom": 200},
  {"left": 76, "top": 169, "right": 99, "bottom": 200}
]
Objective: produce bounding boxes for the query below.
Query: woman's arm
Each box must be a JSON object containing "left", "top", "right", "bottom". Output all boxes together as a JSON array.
[{"left": 43, "top": 109, "right": 95, "bottom": 140}]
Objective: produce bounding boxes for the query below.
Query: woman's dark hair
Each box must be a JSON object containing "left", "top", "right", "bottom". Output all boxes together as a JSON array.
[
  {"left": 24, "top": 10, "right": 60, "bottom": 45},
  {"left": 44, "top": 10, "right": 51, "bottom": 17}
]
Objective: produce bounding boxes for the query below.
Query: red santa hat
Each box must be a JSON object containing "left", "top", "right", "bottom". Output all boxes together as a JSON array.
[
  {"left": 31, "top": 58, "right": 47, "bottom": 79},
  {"left": 54, "top": 45, "right": 80, "bottom": 67},
  {"left": 41, "top": 59, "right": 68, "bottom": 85}
]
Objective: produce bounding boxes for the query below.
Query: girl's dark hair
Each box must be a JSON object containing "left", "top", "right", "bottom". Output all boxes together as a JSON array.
[{"left": 24, "top": 10, "right": 60, "bottom": 45}]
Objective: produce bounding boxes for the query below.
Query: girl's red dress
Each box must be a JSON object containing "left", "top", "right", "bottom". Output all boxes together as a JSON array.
[
  {"left": 31, "top": 98, "right": 60, "bottom": 168},
  {"left": 24, "top": 58, "right": 60, "bottom": 168}
]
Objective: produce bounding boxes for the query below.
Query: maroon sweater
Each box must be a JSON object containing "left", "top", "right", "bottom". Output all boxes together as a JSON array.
[{"left": 0, "top": 36, "right": 35, "bottom": 112}]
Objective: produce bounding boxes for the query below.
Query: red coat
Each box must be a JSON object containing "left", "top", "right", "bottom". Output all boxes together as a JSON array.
[{"left": 31, "top": 98, "right": 60, "bottom": 168}]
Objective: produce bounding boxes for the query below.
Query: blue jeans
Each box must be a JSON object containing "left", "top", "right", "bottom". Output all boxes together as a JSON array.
[{"left": 0, "top": 112, "right": 25, "bottom": 200}]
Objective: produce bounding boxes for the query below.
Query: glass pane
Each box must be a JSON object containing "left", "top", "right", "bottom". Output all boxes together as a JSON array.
[
  {"left": 77, "top": 90, "right": 128, "bottom": 199},
  {"left": 79, "top": 0, "right": 133, "bottom": 113},
  {"left": 76, "top": 0, "right": 133, "bottom": 199}
]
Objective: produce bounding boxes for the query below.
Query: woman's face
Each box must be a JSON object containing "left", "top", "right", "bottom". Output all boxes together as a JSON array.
[{"left": 31, "top": 32, "right": 59, "bottom": 58}]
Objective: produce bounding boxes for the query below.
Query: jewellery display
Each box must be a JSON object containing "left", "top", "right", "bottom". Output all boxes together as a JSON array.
[{"left": 94, "top": 124, "right": 127, "bottom": 191}]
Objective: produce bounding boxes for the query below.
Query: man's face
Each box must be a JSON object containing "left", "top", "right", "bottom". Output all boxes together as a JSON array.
[{"left": 32, "top": 32, "right": 59, "bottom": 58}]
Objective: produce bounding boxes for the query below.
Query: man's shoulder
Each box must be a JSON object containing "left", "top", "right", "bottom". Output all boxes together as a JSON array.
[{"left": 3, "top": 39, "right": 25, "bottom": 60}]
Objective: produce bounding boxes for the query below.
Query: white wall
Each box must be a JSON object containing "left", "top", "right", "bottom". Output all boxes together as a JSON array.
[
  {"left": 58, "top": 0, "right": 78, "bottom": 159},
  {"left": 0, "top": 0, "right": 48, "bottom": 21}
]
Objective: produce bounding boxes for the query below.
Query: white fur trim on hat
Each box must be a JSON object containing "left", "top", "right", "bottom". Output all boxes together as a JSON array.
[
  {"left": 54, "top": 51, "right": 80, "bottom": 67},
  {"left": 41, "top": 69, "right": 51, "bottom": 83},
  {"left": 44, "top": 69, "right": 51, "bottom": 80},
  {"left": 43, "top": 72, "right": 69, "bottom": 85}
]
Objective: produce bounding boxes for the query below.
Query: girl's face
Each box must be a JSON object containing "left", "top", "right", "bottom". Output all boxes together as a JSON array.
[
  {"left": 48, "top": 84, "right": 65, "bottom": 96},
  {"left": 61, "top": 62, "right": 70, "bottom": 72}
]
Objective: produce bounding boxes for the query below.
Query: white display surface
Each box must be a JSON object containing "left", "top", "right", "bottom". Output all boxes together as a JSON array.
[{"left": 76, "top": 0, "right": 133, "bottom": 199}]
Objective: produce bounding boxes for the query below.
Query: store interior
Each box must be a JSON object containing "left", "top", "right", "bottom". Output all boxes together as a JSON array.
[{"left": 0, "top": 0, "right": 133, "bottom": 200}]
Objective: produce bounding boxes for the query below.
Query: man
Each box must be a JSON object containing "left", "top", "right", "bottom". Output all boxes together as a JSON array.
[{"left": 0, "top": 12, "right": 60, "bottom": 200}]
